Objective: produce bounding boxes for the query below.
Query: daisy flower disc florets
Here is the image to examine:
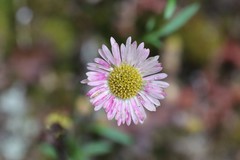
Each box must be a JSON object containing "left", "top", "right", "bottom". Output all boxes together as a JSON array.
[{"left": 81, "top": 37, "right": 169, "bottom": 126}]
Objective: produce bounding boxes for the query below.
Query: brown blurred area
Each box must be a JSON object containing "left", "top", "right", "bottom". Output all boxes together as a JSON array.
[{"left": 0, "top": 0, "right": 240, "bottom": 160}]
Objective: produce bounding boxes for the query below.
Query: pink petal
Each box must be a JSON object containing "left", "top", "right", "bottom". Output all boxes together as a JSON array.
[
  {"left": 121, "top": 101, "right": 126, "bottom": 124},
  {"left": 120, "top": 44, "right": 127, "bottom": 62},
  {"left": 138, "top": 94, "right": 156, "bottom": 111},
  {"left": 139, "top": 56, "right": 159, "bottom": 70},
  {"left": 94, "top": 93, "right": 111, "bottom": 110},
  {"left": 140, "top": 91, "right": 160, "bottom": 106},
  {"left": 129, "top": 99, "right": 138, "bottom": 124},
  {"left": 98, "top": 49, "right": 109, "bottom": 64},
  {"left": 88, "top": 73, "right": 107, "bottom": 81},
  {"left": 137, "top": 48, "right": 150, "bottom": 64},
  {"left": 133, "top": 97, "right": 147, "bottom": 123},
  {"left": 91, "top": 90, "right": 109, "bottom": 105},
  {"left": 107, "top": 101, "right": 118, "bottom": 120},
  {"left": 87, "top": 66, "right": 109, "bottom": 74},
  {"left": 102, "top": 45, "right": 115, "bottom": 65},
  {"left": 126, "top": 36, "right": 132, "bottom": 46},
  {"left": 105, "top": 96, "right": 115, "bottom": 112},
  {"left": 141, "top": 66, "right": 163, "bottom": 77},
  {"left": 126, "top": 41, "right": 137, "bottom": 65},
  {"left": 94, "top": 58, "right": 110, "bottom": 68},
  {"left": 87, "top": 84, "right": 107, "bottom": 97},
  {"left": 86, "top": 71, "right": 104, "bottom": 77},
  {"left": 111, "top": 43, "right": 121, "bottom": 66},
  {"left": 143, "top": 73, "right": 168, "bottom": 80},
  {"left": 137, "top": 42, "right": 144, "bottom": 50},
  {"left": 125, "top": 101, "right": 132, "bottom": 126},
  {"left": 87, "top": 80, "right": 106, "bottom": 86},
  {"left": 87, "top": 62, "right": 111, "bottom": 71},
  {"left": 81, "top": 79, "right": 88, "bottom": 84},
  {"left": 117, "top": 118, "right": 122, "bottom": 126},
  {"left": 151, "top": 81, "right": 170, "bottom": 88}
]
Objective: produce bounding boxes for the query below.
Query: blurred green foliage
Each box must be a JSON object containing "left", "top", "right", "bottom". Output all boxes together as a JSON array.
[
  {"left": 35, "top": 18, "right": 75, "bottom": 55},
  {"left": 144, "top": 3, "right": 200, "bottom": 48},
  {"left": 164, "top": 0, "right": 176, "bottom": 19},
  {"left": 90, "top": 125, "right": 133, "bottom": 145}
]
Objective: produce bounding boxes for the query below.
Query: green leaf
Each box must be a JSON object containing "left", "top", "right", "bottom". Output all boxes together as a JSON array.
[
  {"left": 91, "top": 125, "right": 133, "bottom": 145},
  {"left": 39, "top": 143, "right": 57, "bottom": 159},
  {"left": 146, "top": 17, "right": 156, "bottom": 32},
  {"left": 82, "top": 141, "right": 112, "bottom": 156},
  {"left": 146, "top": 37, "right": 162, "bottom": 48},
  {"left": 164, "top": 0, "right": 176, "bottom": 19},
  {"left": 65, "top": 136, "right": 84, "bottom": 160},
  {"left": 158, "top": 3, "right": 200, "bottom": 37},
  {"left": 145, "top": 2, "right": 200, "bottom": 42}
]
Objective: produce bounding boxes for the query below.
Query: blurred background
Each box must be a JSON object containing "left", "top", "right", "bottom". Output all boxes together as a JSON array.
[{"left": 0, "top": 0, "right": 240, "bottom": 160}]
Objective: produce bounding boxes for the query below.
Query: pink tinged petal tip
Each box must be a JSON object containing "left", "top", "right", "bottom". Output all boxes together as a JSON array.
[
  {"left": 81, "top": 79, "right": 88, "bottom": 84},
  {"left": 94, "top": 58, "right": 110, "bottom": 68}
]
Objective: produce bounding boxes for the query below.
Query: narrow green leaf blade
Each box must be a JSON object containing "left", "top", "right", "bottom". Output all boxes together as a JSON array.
[
  {"left": 91, "top": 125, "right": 133, "bottom": 145},
  {"left": 82, "top": 141, "right": 112, "bottom": 156},
  {"left": 158, "top": 3, "right": 200, "bottom": 37},
  {"left": 164, "top": 0, "right": 176, "bottom": 19},
  {"left": 146, "top": 17, "right": 156, "bottom": 32},
  {"left": 39, "top": 143, "right": 57, "bottom": 159}
]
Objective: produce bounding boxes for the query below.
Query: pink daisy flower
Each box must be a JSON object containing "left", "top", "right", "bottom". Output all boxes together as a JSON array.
[{"left": 81, "top": 37, "right": 169, "bottom": 126}]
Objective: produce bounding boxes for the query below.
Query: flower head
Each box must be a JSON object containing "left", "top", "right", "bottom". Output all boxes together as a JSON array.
[{"left": 81, "top": 37, "right": 169, "bottom": 126}]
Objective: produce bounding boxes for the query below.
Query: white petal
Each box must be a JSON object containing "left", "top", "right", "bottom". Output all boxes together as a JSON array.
[
  {"left": 151, "top": 81, "right": 170, "bottom": 88},
  {"left": 126, "top": 36, "right": 132, "bottom": 46},
  {"left": 102, "top": 45, "right": 115, "bottom": 65},
  {"left": 98, "top": 49, "right": 109, "bottom": 64},
  {"left": 87, "top": 80, "right": 106, "bottom": 86},
  {"left": 138, "top": 93, "right": 156, "bottom": 111},
  {"left": 120, "top": 44, "right": 127, "bottom": 62},
  {"left": 127, "top": 41, "right": 137, "bottom": 65},
  {"left": 143, "top": 73, "right": 168, "bottom": 80},
  {"left": 87, "top": 66, "right": 109, "bottom": 74},
  {"left": 129, "top": 99, "right": 138, "bottom": 124},
  {"left": 137, "top": 48, "right": 149, "bottom": 64},
  {"left": 81, "top": 79, "right": 88, "bottom": 84},
  {"left": 94, "top": 103, "right": 104, "bottom": 111},
  {"left": 122, "top": 101, "right": 127, "bottom": 124},
  {"left": 87, "top": 85, "right": 107, "bottom": 98},
  {"left": 117, "top": 118, "right": 122, "bottom": 126},
  {"left": 107, "top": 99, "right": 118, "bottom": 120},
  {"left": 110, "top": 37, "right": 116, "bottom": 45},
  {"left": 94, "top": 58, "right": 110, "bottom": 68},
  {"left": 137, "top": 42, "right": 144, "bottom": 50},
  {"left": 104, "top": 96, "right": 114, "bottom": 111},
  {"left": 112, "top": 43, "right": 121, "bottom": 65},
  {"left": 138, "top": 56, "right": 159, "bottom": 71},
  {"left": 91, "top": 90, "right": 109, "bottom": 105},
  {"left": 133, "top": 97, "right": 147, "bottom": 123},
  {"left": 94, "top": 93, "right": 112, "bottom": 110},
  {"left": 140, "top": 91, "right": 160, "bottom": 106},
  {"left": 125, "top": 104, "right": 131, "bottom": 126},
  {"left": 141, "top": 66, "right": 163, "bottom": 77}
]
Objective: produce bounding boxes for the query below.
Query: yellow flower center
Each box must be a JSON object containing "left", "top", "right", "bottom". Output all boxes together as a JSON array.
[{"left": 108, "top": 64, "right": 143, "bottom": 99}]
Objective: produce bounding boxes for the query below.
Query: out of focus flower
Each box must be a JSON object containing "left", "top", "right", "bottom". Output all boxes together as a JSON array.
[
  {"left": 81, "top": 37, "right": 169, "bottom": 126},
  {"left": 45, "top": 112, "right": 72, "bottom": 130}
]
